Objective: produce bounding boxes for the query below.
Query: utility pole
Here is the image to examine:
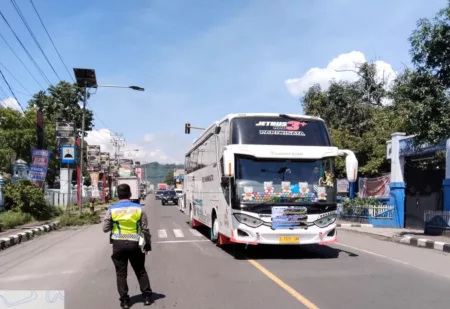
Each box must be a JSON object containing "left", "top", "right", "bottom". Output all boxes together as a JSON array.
[
  {"left": 78, "top": 80, "right": 87, "bottom": 215},
  {"left": 110, "top": 133, "right": 125, "bottom": 160}
]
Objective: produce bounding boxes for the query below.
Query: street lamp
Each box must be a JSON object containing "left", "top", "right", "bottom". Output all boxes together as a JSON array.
[
  {"left": 73, "top": 68, "right": 145, "bottom": 215},
  {"left": 94, "top": 85, "right": 145, "bottom": 91}
]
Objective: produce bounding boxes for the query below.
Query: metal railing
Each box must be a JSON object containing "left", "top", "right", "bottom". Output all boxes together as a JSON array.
[
  {"left": 45, "top": 188, "right": 93, "bottom": 207},
  {"left": 424, "top": 210, "right": 450, "bottom": 232},
  {"left": 339, "top": 204, "right": 395, "bottom": 219}
]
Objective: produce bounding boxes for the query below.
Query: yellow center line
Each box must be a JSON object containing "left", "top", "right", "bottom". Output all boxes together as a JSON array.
[{"left": 247, "top": 259, "right": 320, "bottom": 309}]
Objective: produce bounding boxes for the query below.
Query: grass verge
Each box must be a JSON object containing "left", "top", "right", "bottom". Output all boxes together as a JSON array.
[
  {"left": 0, "top": 210, "right": 34, "bottom": 230},
  {"left": 58, "top": 211, "right": 102, "bottom": 227}
]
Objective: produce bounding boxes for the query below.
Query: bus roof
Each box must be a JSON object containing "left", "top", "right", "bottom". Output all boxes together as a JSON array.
[{"left": 187, "top": 113, "right": 325, "bottom": 155}]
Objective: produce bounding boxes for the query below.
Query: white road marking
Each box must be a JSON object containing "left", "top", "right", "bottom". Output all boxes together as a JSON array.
[
  {"left": 189, "top": 229, "right": 203, "bottom": 237},
  {"left": 157, "top": 230, "right": 168, "bottom": 238},
  {"left": 155, "top": 239, "right": 210, "bottom": 244},
  {"left": 336, "top": 243, "right": 450, "bottom": 280},
  {"left": 173, "top": 229, "right": 184, "bottom": 238}
]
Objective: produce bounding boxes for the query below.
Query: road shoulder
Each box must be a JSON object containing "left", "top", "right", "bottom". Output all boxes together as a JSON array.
[{"left": 339, "top": 225, "right": 450, "bottom": 253}]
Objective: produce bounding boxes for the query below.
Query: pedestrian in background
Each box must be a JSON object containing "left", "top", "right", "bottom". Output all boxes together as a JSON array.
[{"left": 103, "top": 183, "right": 153, "bottom": 309}]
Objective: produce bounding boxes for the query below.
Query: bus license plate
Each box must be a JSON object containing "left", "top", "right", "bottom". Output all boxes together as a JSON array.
[{"left": 279, "top": 236, "right": 300, "bottom": 243}]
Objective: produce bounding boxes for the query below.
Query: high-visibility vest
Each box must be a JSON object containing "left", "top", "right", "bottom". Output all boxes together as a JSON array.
[{"left": 110, "top": 201, "right": 143, "bottom": 241}]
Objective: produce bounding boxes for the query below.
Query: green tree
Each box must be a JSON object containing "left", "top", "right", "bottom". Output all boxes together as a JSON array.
[
  {"left": 394, "top": 2, "right": 450, "bottom": 144},
  {"left": 0, "top": 107, "right": 58, "bottom": 184},
  {"left": 27, "top": 81, "right": 95, "bottom": 186},
  {"left": 391, "top": 69, "right": 450, "bottom": 144},
  {"left": 410, "top": 3, "right": 450, "bottom": 87},
  {"left": 301, "top": 62, "right": 402, "bottom": 177},
  {"left": 163, "top": 170, "right": 175, "bottom": 185},
  {"left": 28, "top": 81, "right": 94, "bottom": 135}
]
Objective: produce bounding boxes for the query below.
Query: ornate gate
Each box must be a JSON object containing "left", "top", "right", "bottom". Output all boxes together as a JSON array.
[{"left": 404, "top": 161, "right": 444, "bottom": 230}]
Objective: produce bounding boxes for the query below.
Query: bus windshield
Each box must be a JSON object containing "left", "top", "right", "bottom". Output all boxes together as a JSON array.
[
  {"left": 230, "top": 116, "right": 331, "bottom": 146},
  {"left": 234, "top": 156, "right": 336, "bottom": 209}
]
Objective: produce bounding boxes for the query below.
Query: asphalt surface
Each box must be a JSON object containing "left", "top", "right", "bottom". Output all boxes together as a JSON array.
[{"left": 1, "top": 195, "right": 450, "bottom": 309}]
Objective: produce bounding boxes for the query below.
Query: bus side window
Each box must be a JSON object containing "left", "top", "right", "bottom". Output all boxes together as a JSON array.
[
  {"left": 218, "top": 120, "right": 229, "bottom": 154},
  {"left": 185, "top": 156, "right": 189, "bottom": 173}
]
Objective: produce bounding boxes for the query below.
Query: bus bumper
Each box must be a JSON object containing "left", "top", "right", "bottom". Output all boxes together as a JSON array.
[{"left": 227, "top": 223, "right": 338, "bottom": 245}]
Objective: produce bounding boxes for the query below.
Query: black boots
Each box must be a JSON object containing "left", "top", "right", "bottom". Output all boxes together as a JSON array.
[
  {"left": 144, "top": 296, "right": 152, "bottom": 306},
  {"left": 120, "top": 300, "right": 130, "bottom": 309}
]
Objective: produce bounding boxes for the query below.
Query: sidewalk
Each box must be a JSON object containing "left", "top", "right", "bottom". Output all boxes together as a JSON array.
[
  {"left": 339, "top": 225, "right": 450, "bottom": 253},
  {"left": 0, "top": 204, "right": 109, "bottom": 250}
]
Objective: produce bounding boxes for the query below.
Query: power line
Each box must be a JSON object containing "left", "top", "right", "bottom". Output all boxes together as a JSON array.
[
  {"left": 10, "top": 0, "right": 61, "bottom": 82},
  {"left": 29, "top": 0, "right": 74, "bottom": 82},
  {"left": 0, "top": 32, "right": 43, "bottom": 88},
  {"left": 0, "top": 9, "right": 52, "bottom": 86},
  {"left": 0, "top": 62, "right": 32, "bottom": 95},
  {"left": 0, "top": 67, "right": 24, "bottom": 112}
]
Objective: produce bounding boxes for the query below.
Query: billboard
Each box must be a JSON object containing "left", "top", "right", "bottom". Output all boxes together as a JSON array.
[
  {"left": 87, "top": 145, "right": 101, "bottom": 171},
  {"left": 55, "top": 122, "right": 76, "bottom": 160},
  {"left": 56, "top": 122, "right": 76, "bottom": 146},
  {"left": 109, "top": 159, "right": 119, "bottom": 174},
  {"left": 99, "top": 152, "right": 110, "bottom": 172}
]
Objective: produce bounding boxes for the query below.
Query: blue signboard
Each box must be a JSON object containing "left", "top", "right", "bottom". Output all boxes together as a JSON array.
[
  {"left": 387, "top": 136, "right": 447, "bottom": 159},
  {"left": 61, "top": 146, "right": 76, "bottom": 164},
  {"left": 399, "top": 137, "right": 446, "bottom": 157}
]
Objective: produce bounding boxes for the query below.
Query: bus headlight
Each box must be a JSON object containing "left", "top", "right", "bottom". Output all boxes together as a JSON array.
[
  {"left": 314, "top": 214, "right": 337, "bottom": 228},
  {"left": 233, "top": 213, "right": 263, "bottom": 228}
]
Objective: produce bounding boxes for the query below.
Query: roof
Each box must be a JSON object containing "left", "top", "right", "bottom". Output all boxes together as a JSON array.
[{"left": 187, "top": 112, "right": 325, "bottom": 154}]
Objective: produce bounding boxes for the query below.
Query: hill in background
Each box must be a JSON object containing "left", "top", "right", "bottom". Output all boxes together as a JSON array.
[{"left": 143, "top": 162, "right": 184, "bottom": 184}]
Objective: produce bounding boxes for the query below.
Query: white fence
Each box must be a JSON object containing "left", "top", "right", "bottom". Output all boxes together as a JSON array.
[
  {"left": 339, "top": 204, "right": 395, "bottom": 219},
  {"left": 45, "top": 188, "right": 93, "bottom": 207}
]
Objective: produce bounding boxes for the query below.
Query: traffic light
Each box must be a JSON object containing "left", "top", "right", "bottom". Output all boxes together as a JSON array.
[{"left": 185, "top": 123, "right": 191, "bottom": 134}]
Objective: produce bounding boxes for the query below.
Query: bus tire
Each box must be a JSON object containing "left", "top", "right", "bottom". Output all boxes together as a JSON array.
[{"left": 210, "top": 212, "right": 219, "bottom": 243}]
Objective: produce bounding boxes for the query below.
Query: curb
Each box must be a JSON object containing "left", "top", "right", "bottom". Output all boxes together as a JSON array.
[
  {"left": 0, "top": 221, "right": 60, "bottom": 251},
  {"left": 394, "top": 235, "right": 450, "bottom": 253},
  {"left": 337, "top": 223, "right": 373, "bottom": 228}
]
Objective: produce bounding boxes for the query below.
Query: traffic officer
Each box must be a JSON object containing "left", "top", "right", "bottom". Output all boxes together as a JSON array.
[{"left": 103, "top": 183, "right": 153, "bottom": 308}]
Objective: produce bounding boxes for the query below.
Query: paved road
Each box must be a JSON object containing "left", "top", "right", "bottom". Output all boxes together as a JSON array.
[{"left": 1, "top": 196, "right": 449, "bottom": 309}]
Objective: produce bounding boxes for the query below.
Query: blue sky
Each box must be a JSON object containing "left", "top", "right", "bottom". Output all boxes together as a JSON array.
[{"left": 0, "top": 0, "right": 446, "bottom": 163}]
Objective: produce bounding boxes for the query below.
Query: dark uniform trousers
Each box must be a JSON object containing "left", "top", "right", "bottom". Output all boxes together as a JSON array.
[{"left": 111, "top": 239, "right": 152, "bottom": 302}]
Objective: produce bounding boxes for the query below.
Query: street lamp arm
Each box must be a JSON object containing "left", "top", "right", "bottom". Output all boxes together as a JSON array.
[{"left": 95, "top": 85, "right": 145, "bottom": 91}]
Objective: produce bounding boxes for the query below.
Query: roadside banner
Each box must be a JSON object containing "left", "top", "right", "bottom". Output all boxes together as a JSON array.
[
  {"left": 90, "top": 172, "right": 100, "bottom": 198},
  {"left": 29, "top": 148, "right": 51, "bottom": 187},
  {"left": 358, "top": 175, "right": 391, "bottom": 198}
]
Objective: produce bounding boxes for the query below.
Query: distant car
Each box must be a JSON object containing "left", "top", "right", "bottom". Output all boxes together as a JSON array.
[
  {"left": 161, "top": 190, "right": 179, "bottom": 205},
  {"left": 175, "top": 189, "right": 183, "bottom": 198},
  {"left": 155, "top": 190, "right": 166, "bottom": 200}
]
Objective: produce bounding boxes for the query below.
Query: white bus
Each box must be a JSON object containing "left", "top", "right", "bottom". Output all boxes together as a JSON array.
[{"left": 183, "top": 113, "right": 358, "bottom": 249}]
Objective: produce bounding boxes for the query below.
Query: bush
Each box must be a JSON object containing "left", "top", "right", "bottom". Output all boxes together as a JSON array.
[
  {"left": 58, "top": 211, "right": 101, "bottom": 227},
  {"left": 3, "top": 180, "right": 56, "bottom": 220},
  {"left": 0, "top": 210, "right": 33, "bottom": 229},
  {"left": 340, "top": 197, "right": 382, "bottom": 216},
  {"left": 341, "top": 197, "right": 382, "bottom": 207}
]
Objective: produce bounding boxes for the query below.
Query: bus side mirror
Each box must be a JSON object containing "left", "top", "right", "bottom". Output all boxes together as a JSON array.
[
  {"left": 214, "top": 126, "right": 221, "bottom": 134},
  {"left": 345, "top": 154, "right": 358, "bottom": 182},
  {"left": 221, "top": 176, "right": 230, "bottom": 186}
]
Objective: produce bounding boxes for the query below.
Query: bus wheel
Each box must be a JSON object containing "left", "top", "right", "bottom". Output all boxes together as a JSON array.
[{"left": 210, "top": 214, "right": 219, "bottom": 243}]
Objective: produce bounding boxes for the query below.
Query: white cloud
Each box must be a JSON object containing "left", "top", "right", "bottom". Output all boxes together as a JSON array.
[
  {"left": 0, "top": 97, "right": 22, "bottom": 113},
  {"left": 85, "top": 128, "right": 183, "bottom": 164},
  {"left": 143, "top": 134, "right": 155, "bottom": 143},
  {"left": 285, "top": 51, "right": 397, "bottom": 102}
]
